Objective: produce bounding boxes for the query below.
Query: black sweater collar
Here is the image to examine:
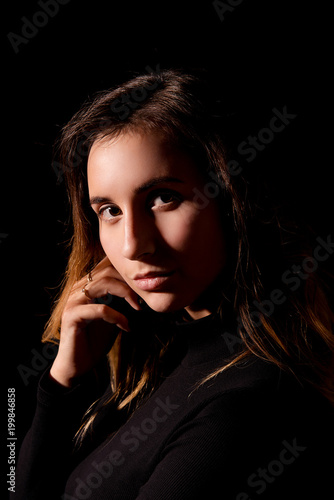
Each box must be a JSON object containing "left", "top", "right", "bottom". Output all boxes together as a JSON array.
[{"left": 173, "top": 313, "right": 237, "bottom": 367}]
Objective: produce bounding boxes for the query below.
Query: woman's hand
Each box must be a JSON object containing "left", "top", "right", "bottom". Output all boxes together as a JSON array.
[{"left": 50, "top": 257, "right": 141, "bottom": 387}]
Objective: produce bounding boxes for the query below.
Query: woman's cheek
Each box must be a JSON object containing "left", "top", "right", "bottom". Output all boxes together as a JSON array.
[
  {"left": 158, "top": 206, "right": 201, "bottom": 251},
  {"left": 173, "top": 203, "right": 226, "bottom": 272}
]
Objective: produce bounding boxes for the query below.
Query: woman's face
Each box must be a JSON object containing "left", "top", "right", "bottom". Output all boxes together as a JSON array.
[{"left": 87, "top": 131, "right": 226, "bottom": 318}]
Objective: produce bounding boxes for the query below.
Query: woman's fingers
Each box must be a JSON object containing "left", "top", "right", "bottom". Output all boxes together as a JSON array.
[
  {"left": 62, "top": 302, "right": 131, "bottom": 332},
  {"left": 84, "top": 278, "right": 140, "bottom": 310},
  {"left": 52, "top": 257, "right": 139, "bottom": 386},
  {"left": 74, "top": 259, "right": 141, "bottom": 311},
  {"left": 77, "top": 303, "right": 131, "bottom": 332}
]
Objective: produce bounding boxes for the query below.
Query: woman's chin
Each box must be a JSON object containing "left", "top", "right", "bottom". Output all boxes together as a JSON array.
[{"left": 141, "top": 293, "right": 189, "bottom": 314}]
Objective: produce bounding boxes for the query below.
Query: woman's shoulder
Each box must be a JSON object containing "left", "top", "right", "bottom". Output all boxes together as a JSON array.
[{"left": 183, "top": 351, "right": 333, "bottom": 435}]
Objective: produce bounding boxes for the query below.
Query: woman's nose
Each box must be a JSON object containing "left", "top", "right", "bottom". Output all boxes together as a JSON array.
[{"left": 121, "top": 212, "right": 156, "bottom": 260}]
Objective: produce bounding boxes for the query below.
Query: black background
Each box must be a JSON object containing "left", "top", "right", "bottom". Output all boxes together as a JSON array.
[{"left": 2, "top": 0, "right": 332, "bottom": 462}]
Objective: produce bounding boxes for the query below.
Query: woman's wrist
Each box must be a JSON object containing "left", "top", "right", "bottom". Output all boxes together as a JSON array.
[{"left": 49, "top": 361, "right": 76, "bottom": 388}]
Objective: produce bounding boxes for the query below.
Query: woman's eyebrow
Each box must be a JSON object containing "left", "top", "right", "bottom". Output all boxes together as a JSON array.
[
  {"left": 90, "top": 176, "right": 184, "bottom": 206},
  {"left": 134, "top": 176, "right": 184, "bottom": 195},
  {"left": 89, "top": 196, "right": 112, "bottom": 206}
]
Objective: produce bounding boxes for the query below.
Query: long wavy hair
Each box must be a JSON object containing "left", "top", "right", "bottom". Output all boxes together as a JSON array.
[{"left": 43, "top": 68, "right": 334, "bottom": 444}]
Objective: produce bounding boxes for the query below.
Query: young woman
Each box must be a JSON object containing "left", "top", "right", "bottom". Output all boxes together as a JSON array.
[{"left": 14, "top": 69, "right": 334, "bottom": 499}]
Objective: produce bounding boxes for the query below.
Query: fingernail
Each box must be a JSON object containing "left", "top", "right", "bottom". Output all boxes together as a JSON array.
[
  {"left": 131, "top": 297, "right": 143, "bottom": 311},
  {"left": 117, "top": 321, "right": 130, "bottom": 333},
  {"left": 137, "top": 297, "right": 146, "bottom": 309}
]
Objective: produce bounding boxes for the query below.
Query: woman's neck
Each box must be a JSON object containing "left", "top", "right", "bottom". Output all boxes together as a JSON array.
[
  {"left": 184, "top": 306, "right": 213, "bottom": 320},
  {"left": 185, "top": 278, "right": 223, "bottom": 320}
]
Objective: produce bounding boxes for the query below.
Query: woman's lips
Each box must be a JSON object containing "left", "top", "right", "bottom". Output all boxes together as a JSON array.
[{"left": 133, "top": 271, "right": 175, "bottom": 291}]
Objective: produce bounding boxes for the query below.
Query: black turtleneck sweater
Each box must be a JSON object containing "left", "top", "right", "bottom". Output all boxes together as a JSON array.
[{"left": 13, "top": 314, "right": 333, "bottom": 499}]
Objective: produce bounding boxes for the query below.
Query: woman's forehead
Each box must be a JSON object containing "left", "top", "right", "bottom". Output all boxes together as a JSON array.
[{"left": 87, "top": 131, "right": 203, "bottom": 191}]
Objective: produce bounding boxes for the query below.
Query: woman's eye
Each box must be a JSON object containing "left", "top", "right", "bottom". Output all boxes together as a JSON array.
[
  {"left": 99, "top": 205, "right": 122, "bottom": 221},
  {"left": 96, "top": 191, "right": 181, "bottom": 222},
  {"left": 151, "top": 192, "right": 181, "bottom": 208}
]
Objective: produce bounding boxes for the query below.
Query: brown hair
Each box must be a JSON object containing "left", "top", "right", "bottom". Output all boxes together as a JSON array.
[{"left": 43, "top": 68, "right": 334, "bottom": 443}]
